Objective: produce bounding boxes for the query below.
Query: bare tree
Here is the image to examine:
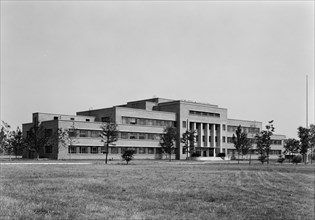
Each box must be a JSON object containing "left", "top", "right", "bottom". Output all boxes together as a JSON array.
[{"left": 100, "top": 122, "right": 118, "bottom": 164}]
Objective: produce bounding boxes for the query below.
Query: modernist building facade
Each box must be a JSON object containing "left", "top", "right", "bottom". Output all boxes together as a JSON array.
[{"left": 22, "top": 98, "right": 286, "bottom": 160}]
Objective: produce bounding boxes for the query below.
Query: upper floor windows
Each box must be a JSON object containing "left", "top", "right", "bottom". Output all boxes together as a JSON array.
[
  {"left": 122, "top": 117, "right": 174, "bottom": 127},
  {"left": 189, "top": 110, "right": 220, "bottom": 118},
  {"left": 227, "top": 125, "right": 260, "bottom": 134}
]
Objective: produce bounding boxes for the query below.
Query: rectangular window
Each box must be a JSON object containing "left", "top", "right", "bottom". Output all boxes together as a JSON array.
[
  {"left": 130, "top": 118, "right": 137, "bottom": 125},
  {"left": 121, "top": 132, "right": 128, "bottom": 139},
  {"left": 223, "top": 124, "right": 226, "bottom": 131},
  {"left": 86, "top": 119, "right": 90, "bottom": 122},
  {"left": 182, "top": 121, "right": 186, "bottom": 128},
  {"left": 215, "top": 136, "right": 217, "bottom": 143},
  {"left": 129, "top": 133, "right": 137, "bottom": 139},
  {"left": 79, "top": 130, "right": 88, "bottom": 137},
  {"left": 223, "top": 136, "right": 226, "bottom": 143},
  {"left": 148, "top": 148, "right": 154, "bottom": 154},
  {"left": 139, "top": 148, "right": 146, "bottom": 154},
  {"left": 111, "top": 147, "right": 118, "bottom": 154},
  {"left": 91, "top": 146, "right": 98, "bottom": 154},
  {"left": 79, "top": 146, "right": 88, "bottom": 154},
  {"left": 139, "top": 133, "right": 146, "bottom": 140},
  {"left": 45, "top": 145, "right": 53, "bottom": 154},
  {"left": 54, "top": 116, "right": 58, "bottom": 120},
  {"left": 69, "top": 129, "right": 78, "bottom": 137},
  {"left": 70, "top": 118, "right": 74, "bottom": 120},
  {"left": 68, "top": 146, "right": 76, "bottom": 153},
  {"left": 202, "top": 136, "right": 205, "bottom": 142},
  {"left": 91, "top": 130, "right": 100, "bottom": 138},
  {"left": 122, "top": 117, "right": 129, "bottom": 124}
]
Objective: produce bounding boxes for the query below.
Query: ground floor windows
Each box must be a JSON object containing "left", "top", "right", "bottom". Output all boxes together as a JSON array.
[
  {"left": 67, "top": 146, "right": 162, "bottom": 155},
  {"left": 79, "top": 146, "right": 88, "bottom": 154},
  {"left": 91, "top": 146, "right": 98, "bottom": 154}
]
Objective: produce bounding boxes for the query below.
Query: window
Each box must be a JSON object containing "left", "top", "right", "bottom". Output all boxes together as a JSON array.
[
  {"left": 68, "top": 146, "right": 76, "bottom": 153},
  {"left": 45, "top": 145, "right": 52, "bottom": 154},
  {"left": 79, "top": 130, "right": 88, "bottom": 137},
  {"left": 121, "top": 132, "right": 128, "bottom": 139},
  {"left": 223, "top": 124, "right": 226, "bottom": 131},
  {"left": 129, "top": 133, "right": 137, "bottom": 139},
  {"left": 54, "top": 116, "right": 58, "bottom": 120},
  {"left": 91, "top": 146, "right": 98, "bottom": 154},
  {"left": 69, "top": 129, "right": 77, "bottom": 137},
  {"left": 86, "top": 119, "right": 90, "bottom": 122},
  {"left": 70, "top": 118, "right": 74, "bottom": 120},
  {"left": 130, "top": 118, "right": 137, "bottom": 125},
  {"left": 182, "top": 121, "right": 186, "bottom": 128},
  {"left": 148, "top": 148, "right": 154, "bottom": 154},
  {"left": 91, "top": 130, "right": 100, "bottom": 138},
  {"left": 139, "top": 148, "right": 146, "bottom": 154},
  {"left": 111, "top": 147, "right": 118, "bottom": 154},
  {"left": 139, "top": 133, "right": 146, "bottom": 140},
  {"left": 79, "top": 146, "right": 88, "bottom": 153},
  {"left": 223, "top": 136, "right": 226, "bottom": 143}
]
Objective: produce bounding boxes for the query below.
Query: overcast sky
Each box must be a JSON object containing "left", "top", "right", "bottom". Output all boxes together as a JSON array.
[{"left": 1, "top": 1, "right": 314, "bottom": 138}]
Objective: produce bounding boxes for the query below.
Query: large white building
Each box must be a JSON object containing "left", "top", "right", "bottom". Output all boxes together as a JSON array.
[{"left": 22, "top": 97, "right": 285, "bottom": 160}]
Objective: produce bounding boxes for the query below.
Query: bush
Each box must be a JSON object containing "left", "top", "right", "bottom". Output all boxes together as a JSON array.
[
  {"left": 218, "top": 153, "right": 226, "bottom": 159},
  {"left": 191, "top": 152, "right": 201, "bottom": 157},
  {"left": 277, "top": 155, "right": 285, "bottom": 164},
  {"left": 258, "top": 155, "right": 267, "bottom": 164},
  {"left": 292, "top": 155, "right": 302, "bottom": 164},
  {"left": 121, "top": 148, "right": 135, "bottom": 165},
  {"left": 230, "top": 154, "right": 236, "bottom": 160}
]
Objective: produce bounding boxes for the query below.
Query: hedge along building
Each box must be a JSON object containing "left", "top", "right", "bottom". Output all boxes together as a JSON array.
[{"left": 22, "top": 98, "right": 285, "bottom": 160}]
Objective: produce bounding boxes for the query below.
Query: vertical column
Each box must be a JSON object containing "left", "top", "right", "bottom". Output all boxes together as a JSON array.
[
  {"left": 219, "top": 124, "right": 222, "bottom": 153},
  {"left": 197, "top": 123, "right": 203, "bottom": 147},
  {"left": 211, "top": 124, "right": 215, "bottom": 157},
  {"left": 190, "top": 122, "right": 196, "bottom": 147},
  {"left": 204, "top": 123, "right": 209, "bottom": 147}
]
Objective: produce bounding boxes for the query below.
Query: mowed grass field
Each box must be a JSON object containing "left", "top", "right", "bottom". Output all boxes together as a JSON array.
[{"left": 0, "top": 160, "right": 314, "bottom": 220}]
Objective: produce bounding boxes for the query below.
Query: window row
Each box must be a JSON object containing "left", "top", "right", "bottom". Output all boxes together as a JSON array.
[
  {"left": 189, "top": 110, "right": 220, "bottom": 118},
  {"left": 227, "top": 126, "right": 260, "bottom": 134},
  {"left": 226, "top": 137, "right": 282, "bottom": 145},
  {"left": 122, "top": 117, "right": 174, "bottom": 127},
  {"left": 68, "top": 146, "right": 161, "bottom": 154},
  {"left": 227, "top": 149, "right": 282, "bottom": 155},
  {"left": 69, "top": 129, "right": 101, "bottom": 138},
  {"left": 120, "top": 132, "right": 161, "bottom": 140}
]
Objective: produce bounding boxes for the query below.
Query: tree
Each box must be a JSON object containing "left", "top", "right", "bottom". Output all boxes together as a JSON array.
[
  {"left": 309, "top": 124, "right": 315, "bottom": 164},
  {"left": 181, "top": 129, "right": 196, "bottom": 159},
  {"left": 0, "top": 121, "right": 11, "bottom": 156},
  {"left": 24, "top": 122, "right": 51, "bottom": 160},
  {"left": 297, "top": 126, "right": 310, "bottom": 164},
  {"left": 255, "top": 120, "right": 274, "bottom": 164},
  {"left": 232, "top": 125, "right": 251, "bottom": 164},
  {"left": 160, "top": 126, "right": 177, "bottom": 161},
  {"left": 100, "top": 122, "right": 118, "bottom": 164},
  {"left": 10, "top": 127, "right": 25, "bottom": 159},
  {"left": 121, "top": 148, "right": 135, "bottom": 165},
  {"left": 283, "top": 138, "right": 299, "bottom": 163}
]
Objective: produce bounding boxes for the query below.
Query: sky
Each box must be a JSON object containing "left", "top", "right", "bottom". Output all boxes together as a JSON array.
[{"left": 1, "top": 1, "right": 314, "bottom": 139}]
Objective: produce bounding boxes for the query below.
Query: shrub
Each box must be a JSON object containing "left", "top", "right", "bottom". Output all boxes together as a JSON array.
[
  {"left": 218, "top": 153, "right": 226, "bottom": 159},
  {"left": 121, "top": 148, "right": 135, "bottom": 165},
  {"left": 258, "top": 155, "right": 267, "bottom": 164},
  {"left": 292, "top": 155, "right": 302, "bottom": 164},
  {"left": 230, "top": 154, "right": 236, "bottom": 160},
  {"left": 191, "top": 152, "right": 201, "bottom": 157},
  {"left": 277, "top": 155, "right": 285, "bottom": 164}
]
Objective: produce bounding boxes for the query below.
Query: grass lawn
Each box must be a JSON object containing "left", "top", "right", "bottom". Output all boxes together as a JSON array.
[{"left": 0, "top": 160, "right": 314, "bottom": 220}]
